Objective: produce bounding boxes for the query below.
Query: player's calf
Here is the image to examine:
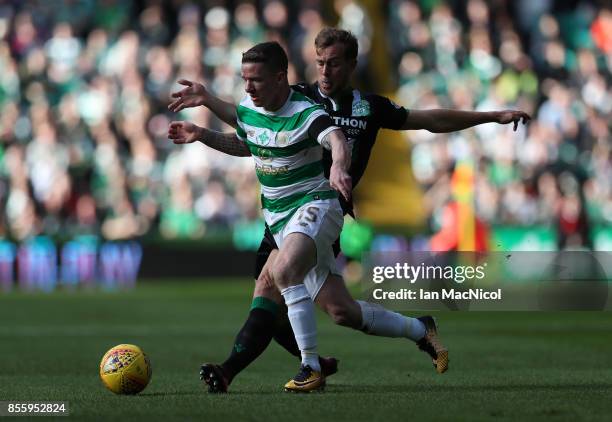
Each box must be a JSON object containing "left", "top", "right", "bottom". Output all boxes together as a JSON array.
[
  {"left": 315, "top": 274, "right": 363, "bottom": 329},
  {"left": 323, "top": 302, "right": 361, "bottom": 328}
]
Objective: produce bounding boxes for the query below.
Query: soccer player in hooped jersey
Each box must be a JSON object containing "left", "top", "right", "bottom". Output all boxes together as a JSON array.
[
  {"left": 169, "top": 41, "right": 353, "bottom": 392},
  {"left": 169, "top": 30, "right": 530, "bottom": 393}
]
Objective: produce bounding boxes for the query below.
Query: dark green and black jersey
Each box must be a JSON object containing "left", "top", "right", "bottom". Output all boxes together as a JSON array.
[
  {"left": 255, "top": 82, "right": 409, "bottom": 278},
  {"left": 292, "top": 82, "right": 409, "bottom": 214}
]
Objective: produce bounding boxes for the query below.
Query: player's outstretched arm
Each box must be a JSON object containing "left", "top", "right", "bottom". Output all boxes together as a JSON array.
[
  {"left": 402, "top": 109, "right": 531, "bottom": 133},
  {"left": 168, "top": 79, "right": 238, "bottom": 128},
  {"left": 167, "top": 121, "right": 250, "bottom": 157},
  {"left": 323, "top": 129, "right": 352, "bottom": 202}
]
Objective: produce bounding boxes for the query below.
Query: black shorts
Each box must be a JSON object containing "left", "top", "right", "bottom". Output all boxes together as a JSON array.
[{"left": 253, "top": 224, "right": 341, "bottom": 280}]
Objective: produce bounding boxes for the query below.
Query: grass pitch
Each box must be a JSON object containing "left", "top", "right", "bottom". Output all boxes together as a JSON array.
[{"left": 1, "top": 280, "right": 611, "bottom": 421}]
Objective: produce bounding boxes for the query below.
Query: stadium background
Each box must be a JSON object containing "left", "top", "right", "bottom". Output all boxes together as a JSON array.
[
  {"left": 1, "top": 1, "right": 612, "bottom": 419},
  {"left": 0, "top": 0, "right": 610, "bottom": 287}
]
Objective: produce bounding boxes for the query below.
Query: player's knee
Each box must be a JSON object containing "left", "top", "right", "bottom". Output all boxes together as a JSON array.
[
  {"left": 270, "top": 260, "right": 293, "bottom": 289},
  {"left": 270, "top": 250, "right": 311, "bottom": 289}
]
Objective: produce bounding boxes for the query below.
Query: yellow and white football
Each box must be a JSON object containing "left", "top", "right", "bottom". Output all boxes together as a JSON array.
[{"left": 99, "top": 344, "right": 152, "bottom": 394}]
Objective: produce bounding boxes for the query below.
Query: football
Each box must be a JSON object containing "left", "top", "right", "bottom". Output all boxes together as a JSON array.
[{"left": 99, "top": 344, "right": 152, "bottom": 395}]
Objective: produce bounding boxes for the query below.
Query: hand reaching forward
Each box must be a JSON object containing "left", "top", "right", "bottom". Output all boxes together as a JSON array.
[
  {"left": 329, "top": 163, "right": 352, "bottom": 203},
  {"left": 168, "top": 80, "right": 208, "bottom": 112},
  {"left": 168, "top": 121, "right": 201, "bottom": 144},
  {"left": 495, "top": 110, "right": 531, "bottom": 131}
]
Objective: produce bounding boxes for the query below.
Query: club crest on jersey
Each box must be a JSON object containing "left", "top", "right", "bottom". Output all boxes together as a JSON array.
[
  {"left": 256, "top": 130, "right": 272, "bottom": 146},
  {"left": 276, "top": 132, "right": 289, "bottom": 146},
  {"left": 352, "top": 99, "right": 371, "bottom": 116}
]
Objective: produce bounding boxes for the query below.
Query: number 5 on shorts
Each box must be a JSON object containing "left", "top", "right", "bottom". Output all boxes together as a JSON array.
[{"left": 297, "top": 206, "right": 319, "bottom": 227}]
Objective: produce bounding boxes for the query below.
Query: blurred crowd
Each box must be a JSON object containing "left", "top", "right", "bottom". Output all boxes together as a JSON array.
[
  {"left": 389, "top": 0, "right": 611, "bottom": 249},
  {"left": 0, "top": 0, "right": 610, "bottom": 248}
]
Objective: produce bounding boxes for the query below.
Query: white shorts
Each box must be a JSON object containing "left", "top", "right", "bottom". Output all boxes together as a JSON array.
[{"left": 272, "top": 198, "right": 344, "bottom": 299}]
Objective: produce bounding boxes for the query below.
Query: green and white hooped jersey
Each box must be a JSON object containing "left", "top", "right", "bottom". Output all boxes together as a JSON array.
[{"left": 235, "top": 90, "right": 339, "bottom": 234}]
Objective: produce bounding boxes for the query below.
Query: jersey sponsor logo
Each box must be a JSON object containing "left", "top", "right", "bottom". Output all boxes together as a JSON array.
[
  {"left": 257, "top": 147, "right": 274, "bottom": 162},
  {"left": 332, "top": 116, "right": 367, "bottom": 129},
  {"left": 352, "top": 99, "right": 371, "bottom": 116},
  {"left": 255, "top": 163, "right": 290, "bottom": 176}
]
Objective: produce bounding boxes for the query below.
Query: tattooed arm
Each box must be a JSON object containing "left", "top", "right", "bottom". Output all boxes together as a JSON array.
[{"left": 167, "top": 121, "right": 250, "bottom": 157}]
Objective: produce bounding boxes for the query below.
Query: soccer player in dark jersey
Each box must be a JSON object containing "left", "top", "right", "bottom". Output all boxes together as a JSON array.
[{"left": 169, "top": 28, "right": 530, "bottom": 393}]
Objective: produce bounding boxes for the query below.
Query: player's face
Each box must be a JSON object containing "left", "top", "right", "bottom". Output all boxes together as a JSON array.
[
  {"left": 241, "top": 62, "right": 285, "bottom": 110},
  {"left": 316, "top": 43, "right": 356, "bottom": 97}
]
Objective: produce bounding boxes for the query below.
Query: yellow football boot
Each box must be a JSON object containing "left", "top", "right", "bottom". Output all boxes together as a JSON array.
[
  {"left": 416, "top": 316, "right": 449, "bottom": 373},
  {"left": 284, "top": 365, "right": 325, "bottom": 393}
]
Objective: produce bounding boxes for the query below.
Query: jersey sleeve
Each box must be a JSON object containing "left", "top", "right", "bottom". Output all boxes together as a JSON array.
[
  {"left": 235, "top": 100, "right": 248, "bottom": 142},
  {"left": 371, "top": 95, "right": 409, "bottom": 130},
  {"left": 308, "top": 114, "right": 339, "bottom": 145},
  {"left": 235, "top": 121, "right": 247, "bottom": 141}
]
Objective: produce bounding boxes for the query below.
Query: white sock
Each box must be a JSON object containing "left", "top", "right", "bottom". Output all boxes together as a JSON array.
[
  {"left": 357, "top": 300, "right": 426, "bottom": 342},
  {"left": 281, "top": 284, "right": 320, "bottom": 371}
]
